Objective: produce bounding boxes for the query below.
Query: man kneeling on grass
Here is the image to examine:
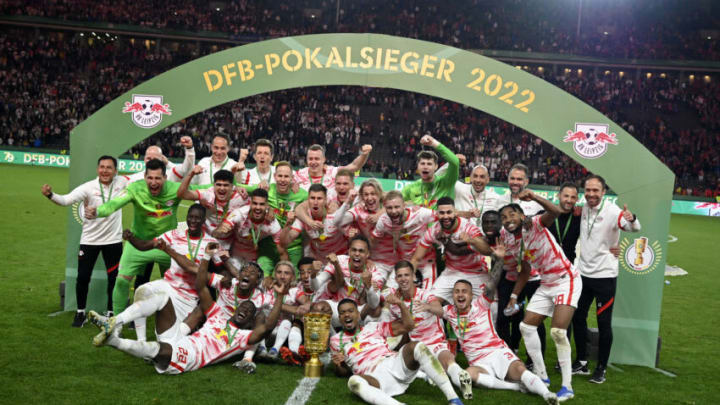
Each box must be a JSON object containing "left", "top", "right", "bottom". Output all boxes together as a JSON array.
[
  {"left": 330, "top": 297, "right": 464, "bottom": 405},
  {"left": 91, "top": 242, "right": 288, "bottom": 374}
]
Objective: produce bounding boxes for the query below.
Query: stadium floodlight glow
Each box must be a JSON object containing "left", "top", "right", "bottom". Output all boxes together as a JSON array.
[
  {"left": 708, "top": 36, "right": 712, "bottom": 40},
  {"left": 660, "top": 73, "right": 666, "bottom": 78},
  {"left": 603, "top": 31, "right": 608, "bottom": 35},
  {"left": 577, "top": 68, "right": 582, "bottom": 75},
  {"left": 646, "top": 72, "right": 652, "bottom": 79},
  {"left": 619, "top": 71, "right": 624, "bottom": 77},
  {"left": 604, "top": 70, "right": 610, "bottom": 75},
  {"left": 538, "top": 66, "right": 544, "bottom": 72},
  {"left": 216, "top": 7, "right": 220, "bottom": 11},
  {"left": 689, "top": 74, "right": 695, "bottom": 80},
  {"left": 704, "top": 75, "right": 711, "bottom": 82}
]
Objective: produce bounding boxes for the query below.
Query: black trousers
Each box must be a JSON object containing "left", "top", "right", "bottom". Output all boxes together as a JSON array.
[
  {"left": 572, "top": 276, "right": 617, "bottom": 367},
  {"left": 496, "top": 276, "right": 546, "bottom": 355},
  {"left": 77, "top": 243, "right": 122, "bottom": 311}
]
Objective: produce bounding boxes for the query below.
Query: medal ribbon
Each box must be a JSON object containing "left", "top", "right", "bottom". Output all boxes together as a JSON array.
[
  {"left": 339, "top": 327, "right": 361, "bottom": 352},
  {"left": 554, "top": 215, "right": 572, "bottom": 245},
  {"left": 586, "top": 200, "right": 605, "bottom": 236},
  {"left": 185, "top": 230, "right": 204, "bottom": 261},
  {"left": 210, "top": 157, "right": 229, "bottom": 181},
  {"left": 98, "top": 179, "right": 114, "bottom": 203}
]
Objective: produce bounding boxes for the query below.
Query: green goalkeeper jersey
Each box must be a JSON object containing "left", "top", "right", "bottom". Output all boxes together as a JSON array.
[
  {"left": 97, "top": 180, "right": 182, "bottom": 240},
  {"left": 401, "top": 143, "right": 459, "bottom": 209}
]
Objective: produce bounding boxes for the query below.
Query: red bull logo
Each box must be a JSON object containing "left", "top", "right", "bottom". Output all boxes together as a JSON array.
[
  {"left": 122, "top": 94, "right": 172, "bottom": 129},
  {"left": 563, "top": 123, "right": 618, "bottom": 159}
]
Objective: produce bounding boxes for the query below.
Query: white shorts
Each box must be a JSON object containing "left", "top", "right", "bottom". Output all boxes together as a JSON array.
[
  {"left": 469, "top": 347, "right": 519, "bottom": 380},
  {"left": 526, "top": 275, "right": 582, "bottom": 318},
  {"left": 430, "top": 269, "right": 490, "bottom": 303},
  {"left": 155, "top": 336, "right": 200, "bottom": 375},
  {"left": 366, "top": 354, "right": 418, "bottom": 397},
  {"left": 135, "top": 280, "right": 197, "bottom": 342},
  {"left": 426, "top": 341, "right": 451, "bottom": 356}
]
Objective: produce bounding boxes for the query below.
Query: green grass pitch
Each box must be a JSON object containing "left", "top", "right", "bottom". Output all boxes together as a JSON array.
[{"left": 1, "top": 164, "right": 719, "bottom": 404}]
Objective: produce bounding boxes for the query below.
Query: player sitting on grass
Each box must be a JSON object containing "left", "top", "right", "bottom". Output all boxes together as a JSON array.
[
  {"left": 91, "top": 242, "right": 289, "bottom": 374},
  {"left": 330, "top": 298, "right": 464, "bottom": 405},
  {"left": 420, "top": 277, "right": 559, "bottom": 403}
]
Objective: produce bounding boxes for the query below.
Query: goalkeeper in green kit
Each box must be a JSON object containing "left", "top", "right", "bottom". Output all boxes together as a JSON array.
[
  {"left": 402, "top": 134, "right": 460, "bottom": 208},
  {"left": 85, "top": 159, "right": 184, "bottom": 318}
]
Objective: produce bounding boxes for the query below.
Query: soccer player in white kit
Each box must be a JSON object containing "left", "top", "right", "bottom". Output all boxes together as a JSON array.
[
  {"left": 42, "top": 155, "right": 128, "bottom": 326},
  {"left": 91, "top": 242, "right": 289, "bottom": 375},
  {"left": 293, "top": 143, "right": 372, "bottom": 191},
  {"left": 420, "top": 278, "right": 558, "bottom": 404},
  {"left": 385, "top": 261, "right": 474, "bottom": 400},
  {"left": 372, "top": 190, "right": 438, "bottom": 289},
  {"left": 572, "top": 175, "right": 641, "bottom": 384},
  {"left": 282, "top": 184, "right": 354, "bottom": 263},
  {"left": 330, "top": 298, "right": 464, "bottom": 405},
  {"left": 310, "top": 236, "right": 383, "bottom": 329},
  {"left": 490, "top": 189, "right": 581, "bottom": 402},
  {"left": 235, "top": 139, "right": 276, "bottom": 187},
  {"left": 89, "top": 204, "right": 220, "bottom": 344},
  {"left": 125, "top": 136, "right": 195, "bottom": 183},
  {"left": 193, "top": 135, "right": 237, "bottom": 186},
  {"left": 448, "top": 164, "right": 503, "bottom": 226},
  {"left": 411, "top": 197, "right": 494, "bottom": 303}
]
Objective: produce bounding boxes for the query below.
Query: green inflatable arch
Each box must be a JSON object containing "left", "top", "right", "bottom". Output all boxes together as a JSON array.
[{"left": 67, "top": 33, "right": 673, "bottom": 367}]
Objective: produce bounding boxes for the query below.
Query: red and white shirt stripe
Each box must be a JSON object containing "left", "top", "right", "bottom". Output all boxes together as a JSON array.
[
  {"left": 501, "top": 216, "right": 576, "bottom": 287},
  {"left": 183, "top": 303, "right": 253, "bottom": 370},
  {"left": 160, "top": 229, "right": 220, "bottom": 301},
  {"left": 224, "top": 206, "right": 282, "bottom": 261},
  {"left": 319, "top": 255, "right": 383, "bottom": 302},
  {"left": 329, "top": 321, "right": 397, "bottom": 375},
  {"left": 290, "top": 212, "right": 351, "bottom": 262},
  {"left": 293, "top": 166, "right": 339, "bottom": 191},
  {"left": 384, "top": 288, "right": 446, "bottom": 348},
  {"left": 372, "top": 206, "right": 437, "bottom": 265},
  {"left": 196, "top": 188, "right": 249, "bottom": 231},
  {"left": 210, "top": 274, "right": 272, "bottom": 318},
  {"left": 419, "top": 217, "right": 489, "bottom": 274},
  {"left": 443, "top": 295, "right": 508, "bottom": 365}
]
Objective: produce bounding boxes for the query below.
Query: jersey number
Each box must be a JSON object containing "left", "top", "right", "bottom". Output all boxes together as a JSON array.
[
  {"left": 554, "top": 294, "right": 565, "bottom": 306},
  {"left": 177, "top": 347, "right": 189, "bottom": 364}
]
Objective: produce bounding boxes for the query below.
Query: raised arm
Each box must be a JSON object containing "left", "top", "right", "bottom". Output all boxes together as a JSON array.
[
  {"left": 172, "top": 136, "right": 196, "bottom": 179},
  {"left": 385, "top": 293, "right": 415, "bottom": 336},
  {"left": 177, "top": 165, "right": 204, "bottom": 200},
  {"left": 122, "top": 229, "right": 157, "bottom": 251},
  {"left": 619, "top": 204, "right": 642, "bottom": 232},
  {"left": 519, "top": 189, "right": 561, "bottom": 228},
  {"left": 86, "top": 192, "right": 133, "bottom": 219},
  {"left": 423, "top": 136, "right": 459, "bottom": 189},
  {"left": 326, "top": 253, "right": 345, "bottom": 294},
  {"left": 482, "top": 242, "right": 506, "bottom": 300},
  {"left": 248, "top": 281, "right": 289, "bottom": 345},
  {"left": 195, "top": 243, "right": 219, "bottom": 313},
  {"left": 42, "top": 183, "right": 87, "bottom": 207},
  {"left": 340, "top": 144, "right": 372, "bottom": 172}
]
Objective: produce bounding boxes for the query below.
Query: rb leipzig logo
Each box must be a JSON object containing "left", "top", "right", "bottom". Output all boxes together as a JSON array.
[
  {"left": 122, "top": 94, "right": 172, "bottom": 129},
  {"left": 563, "top": 123, "right": 618, "bottom": 159}
]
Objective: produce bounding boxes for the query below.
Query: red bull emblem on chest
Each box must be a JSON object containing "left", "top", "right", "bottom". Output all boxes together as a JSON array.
[
  {"left": 563, "top": 123, "right": 618, "bottom": 159},
  {"left": 122, "top": 94, "right": 172, "bottom": 129}
]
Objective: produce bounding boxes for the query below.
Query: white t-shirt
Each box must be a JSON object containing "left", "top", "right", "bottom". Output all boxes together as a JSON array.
[
  {"left": 454, "top": 183, "right": 503, "bottom": 226},
  {"left": 51, "top": 176, "right": 129, "bottom": 245},
  {"left": 576, "top": 202, "right": 642, "bottom": 278},
  {"left": 194, "top": 156, "right": 238, "bottom": 186},
  {"left": 236, "top": 165, "right": 275, "bottom": 186}
]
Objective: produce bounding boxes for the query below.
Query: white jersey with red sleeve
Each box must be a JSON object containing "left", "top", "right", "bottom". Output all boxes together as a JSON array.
[
  {"left": 182, "top": 303, "right": 253, "bottom": 370},
  {"left": 196, "top": 188, "right": 249, "bottom": 232},
  {"left": 419, "top": 217, "right": 489, "bottom": 274},
  {"left": 224, "top": 206, "right": 282, "bottom": 261},
  {"left": 319, "top": 255, "right": 383, "bottom": 302},
  {"left": 209, "top": 274, "right": 273, "bottom": 318},
  {"left": 443, "top": 295, "right": 508, "bottom": 366},
  {"left": 265, "top": 285, "right": 306, "bottom": 320},
  {"left": 372, "top": 206, "right": 437, "bottom": 265},
  {"left": 329, "top": 321, "right": 397, "bottom": 375},
  {"left": 498, "top": 229, "right": 540, "bottom": 282},
  {"left": 290, "top": 213, "right": 351, "bottom": 262},
  {"left": 160, "top": 229, "right": 220, "bottom": 301},
  {"left": 515, "top": 215, "right": 576, "bottom": 287},
  {"left": 293, "top": 166, "right": 339, "bottom": 191},
  {"left": 384, "top": 288, "right": 446, "bottom": 348}
]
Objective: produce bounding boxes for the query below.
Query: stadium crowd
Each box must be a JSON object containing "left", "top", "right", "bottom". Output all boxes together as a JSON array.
[
  {"left": 2, "top": 0, "right": 718, "bottom": 60},
  {"left": 1, "top": 25, "right": 718, "bottom": 195}
]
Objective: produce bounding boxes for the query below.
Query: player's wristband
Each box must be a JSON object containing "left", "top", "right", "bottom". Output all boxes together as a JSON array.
[
  {"left": 46, "top": 192, "right": 53, "bottom": 199},
  {"left": 510, "top": 293, "right": 518, "bottom": 300}
]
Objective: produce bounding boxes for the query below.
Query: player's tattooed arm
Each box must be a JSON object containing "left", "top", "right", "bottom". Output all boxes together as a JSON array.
[
  {"left": 195, "top": 243, "right": 219, "bottom": 314},
  {"left": 483, "top": 242, "right": 506, "bottom": 300},
  {"left": 519, "top": 189, "right": 561, "bottom": 227},
  {"left": 248, "top": 281, "right": 289, "bottom": 345}
]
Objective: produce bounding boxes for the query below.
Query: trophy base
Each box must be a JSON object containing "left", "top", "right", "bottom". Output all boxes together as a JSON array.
[{"left": 304, "top": 356, "right": 323, "bottom": 378}]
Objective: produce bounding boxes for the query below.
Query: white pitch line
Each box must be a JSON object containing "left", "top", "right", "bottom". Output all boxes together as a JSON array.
[
  {"left": 668, "top": 234, "right": 678, "bottom": 243},
  {"left": 652, "top": 367, "right": 677, "bottom": 378},
  {"left": 284, "top": 377, "right": 320, "bottom": 405},
  {"left": 47, "top": 310, "right": 65, "bottom": 317}
]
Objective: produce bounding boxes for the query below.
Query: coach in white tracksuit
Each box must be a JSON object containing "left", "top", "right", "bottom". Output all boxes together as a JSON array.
[{"left": 572, "top": 175, "right": 641, "bottom": 384}]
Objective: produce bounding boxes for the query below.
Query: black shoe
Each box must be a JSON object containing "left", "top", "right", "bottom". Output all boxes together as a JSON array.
[
  {"left": 72, "top": 311, "right": 87, "bottom": 328},
  {"left": 589, "top": 365, "right": 607, "bottom": 384},
  {"left": 572, "top": 360, "right": 590, "bottom": 375}
]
